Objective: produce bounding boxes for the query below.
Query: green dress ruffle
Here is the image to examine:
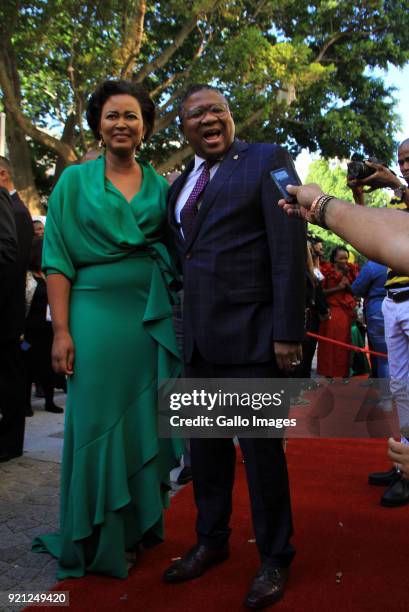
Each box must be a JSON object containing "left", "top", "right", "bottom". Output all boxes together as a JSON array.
[{"left": 32, "top": 156, "right": 183, "bottom": 579}]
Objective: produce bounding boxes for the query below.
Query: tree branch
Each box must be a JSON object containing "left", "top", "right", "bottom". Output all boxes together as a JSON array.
[
  {"left": 153, "top": 108, "right": 179, "bottom": 134},
  {"left": 315, "top": 25, "right": 385, "bottom": 63},
  {"left": 156, "top": 144, "right": 193, "bottom": 174},
  {"left": 0, "top": 55, "right": 78, "bottom": 163},
  {"left": 236, "top": 107, "right": 266, "bottom": 133},
  {"left": 315, "top": 31, "right": 352, "bottom": 63},
  {"left": 151, "top": 26, "right": 209, "bottom": 98},
  {"left": 115, "top": 0, "right": 147, "bottom": 79},
  {"left": 67, "top": 39, "right": 86, "bottom": 151},
  {"left": 251, "top": 0, "right": 269, "bottom": 20},
  {"left": 134, "top": 1, "right": 220, "bottom": 83}
]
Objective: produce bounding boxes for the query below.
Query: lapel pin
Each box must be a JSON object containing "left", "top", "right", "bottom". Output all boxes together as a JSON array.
[{"left": 233, "top": 154, "right": 239, "bottom": 160}]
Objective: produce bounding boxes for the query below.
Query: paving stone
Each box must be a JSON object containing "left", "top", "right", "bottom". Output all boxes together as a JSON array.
[
  {"left": 11, "top": 551, "right": 51, "bottom": 570},
  {"left": 20, "top": 495, "right": 58, "bottom": 507},
  {"left": 0, "top": 395, "right": 65, "bottom": 596},
  {"left": 0, "top": 527, "right": 30, "bottom": 548},
  {"left": 5, "top": 566, "right": 38, "bottom": 583},
  {"left": 0, "top": 572, "right": 19, "bottom": 590},
  {"left": 0, "top": 546, "right": 26, "bottom": 563},
  {"left": 5, "top": 517, "right": 41, "bottom": 534}
]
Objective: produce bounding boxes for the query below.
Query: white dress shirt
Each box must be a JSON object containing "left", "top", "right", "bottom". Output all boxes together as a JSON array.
[{"left": 174, "top": 155, "right": 220, "bottom": 236}]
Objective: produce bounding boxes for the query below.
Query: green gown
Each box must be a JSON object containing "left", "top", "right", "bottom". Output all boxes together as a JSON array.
[{"left": 32, "top": 156, "right": 183, "bottom": 579}]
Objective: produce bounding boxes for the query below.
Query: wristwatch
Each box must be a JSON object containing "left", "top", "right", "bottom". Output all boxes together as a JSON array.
[{"left": 394, "top": 184, "right": 407, "bottom": 200}]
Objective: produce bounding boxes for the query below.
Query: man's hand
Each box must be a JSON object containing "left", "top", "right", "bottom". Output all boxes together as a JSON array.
[
  {"left": 388, "top": 438, "right": 409, "bottom": 479},
  {"left": 52, "top": 330, "right": 75, "bottom": 375},
  {"left": 357, "top": 161, "right": 402, "bottom": 192},
  {"left": 278, "top": 184, "right": 324, "bottom": 222},
  {"left": 274, "top": 342, "right": 303, "bottom": 372},
  {"left": 347, "top": 180, "right": 365, "bottom": 205}
]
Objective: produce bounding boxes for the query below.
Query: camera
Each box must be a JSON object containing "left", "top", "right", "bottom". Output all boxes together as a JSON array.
[{"left": 346, "top": 157, "right": 383, "bottom": 180}]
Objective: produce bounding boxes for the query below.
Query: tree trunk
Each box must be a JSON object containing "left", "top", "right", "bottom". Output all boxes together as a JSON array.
[
  {"left": 6, "top": 117, "right": 42, "bottom": 214},
  {"left": 53, "top": 113, "right": 78, "bottom": 184}
]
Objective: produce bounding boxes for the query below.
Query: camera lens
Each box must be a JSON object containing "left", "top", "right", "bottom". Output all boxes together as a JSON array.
[{"left": 347, "top": 161, "right": 376, "bottom": 180}]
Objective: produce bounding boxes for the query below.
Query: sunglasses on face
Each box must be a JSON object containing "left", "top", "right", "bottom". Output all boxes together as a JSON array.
[
  {"left": 183, "top": 103, "right": 230, "bottom": 121},
  {"left": 398, "top": 155, "right": 409, "bottom": 166}
]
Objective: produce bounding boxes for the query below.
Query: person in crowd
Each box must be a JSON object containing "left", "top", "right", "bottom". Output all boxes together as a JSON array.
[
  {"left": 297, "top": 238, "right": 329, "bottom": 382},
  {"left": 80, "top": 148, "right": 100, "bottom": 163},
  {"left": 32, "top": 80, "right": 183, "bottom": 579},
  {"left": 351, "top": 260, "right": 391, "bottom": 410},
  {"left": 163, "top": 83, "right": 306, "bottom": 610},
  {"left": 24, "top": 236, "right": 63, "bottom": 416},
  {"left": 388, "top": 437, "right": 409, "bottom": 478},
  {"left": 316, "top": 245, "right": 357, "bottom": 380},
  {"left": 312, "top": 237, "right": 331, "bottom": 275},
  {"left": 33, "top": 219, "right": 45, "bottom": 237},
  {"left": 0, "top": 158, "right": 34, "bottom": 462},
  {"left": 348, "top": 139, "right": 409, "bottom": 209},
  {"left": 0, "top": 186, "right": 17, "bottom": 264},
  {"left": 0, "top": 187, "right": 18, "bottom": 454}
]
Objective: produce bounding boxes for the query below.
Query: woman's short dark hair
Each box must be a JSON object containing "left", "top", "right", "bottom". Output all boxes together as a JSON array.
[
  {"left": 86, "top": 80, "right": 155, "bottom": 141},
  {"left": 330, "top": 245, "right": 349, "bottom": 263}
]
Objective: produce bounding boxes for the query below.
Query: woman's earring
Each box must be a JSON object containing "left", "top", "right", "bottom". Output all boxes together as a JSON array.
[{"left": 99, "top": 138, "right": 105, "bottom": 148}]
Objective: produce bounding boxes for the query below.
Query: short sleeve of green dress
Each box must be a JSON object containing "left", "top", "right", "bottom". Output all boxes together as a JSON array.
[{"left": 33, "top": 156, "right": 183, "bottom": 579}]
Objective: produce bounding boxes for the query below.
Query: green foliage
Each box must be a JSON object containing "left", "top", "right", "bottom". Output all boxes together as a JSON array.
[{"left": 1, "top": 0, "right": 409, "bottom": 195}]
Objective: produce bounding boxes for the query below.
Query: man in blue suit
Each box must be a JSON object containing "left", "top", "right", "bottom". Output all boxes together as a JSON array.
[{"left": 164, "top": 84, "right": 306, "bottom": 608}]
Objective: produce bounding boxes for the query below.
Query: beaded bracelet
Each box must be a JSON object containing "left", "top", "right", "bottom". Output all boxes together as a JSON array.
[{"left": 309, "top": 194, "right": 335, "bottom": 228}]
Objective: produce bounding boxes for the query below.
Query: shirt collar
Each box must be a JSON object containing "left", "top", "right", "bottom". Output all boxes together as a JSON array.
[
  {"left": 193, "top": 155, "right": 208, "bottom": 172},
  {"left": 193, "top": 154, "right": 223, "bottom": 172}
]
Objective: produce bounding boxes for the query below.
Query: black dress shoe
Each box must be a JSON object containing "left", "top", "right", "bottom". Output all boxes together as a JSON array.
[
  {"left": 177, "top": 466, "right": 192, "bottom": 485},
  {"left": 163, "top": 544, "right": 229, "bottom": 583},
  {"left": 45, "top": 403, "right": 64, "bottom": 414},
  {"left": 368, "top": 466, "right": 400, "bottom": 487},
  {"left": 381, "top": 477, "right": 409, "bottom": 507},
  {"left": 245, "top": 566, "right": 289, "bottom": 609}
]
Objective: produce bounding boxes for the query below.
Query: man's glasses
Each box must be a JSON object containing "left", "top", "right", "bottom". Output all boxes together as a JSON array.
[
  {"left": 183, "top": 103, "right": 230, "bottom": 121},
  {"left": 398, "top": 156, "right": 409, "bottom": 166}
]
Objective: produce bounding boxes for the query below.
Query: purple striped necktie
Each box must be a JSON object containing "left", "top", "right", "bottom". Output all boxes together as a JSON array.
[{"left": 180, "top": 160, "right": 214, "bottom": 239}]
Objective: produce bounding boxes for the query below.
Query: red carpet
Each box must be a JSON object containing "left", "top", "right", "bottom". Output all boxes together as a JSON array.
[{"left": 29, "top": 439, "right": 409, "bottom": 611}]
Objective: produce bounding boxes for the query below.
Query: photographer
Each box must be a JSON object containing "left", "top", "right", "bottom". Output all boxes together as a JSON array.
[{"left": 348, "top": 139, "right": 409, "bottom": 208}]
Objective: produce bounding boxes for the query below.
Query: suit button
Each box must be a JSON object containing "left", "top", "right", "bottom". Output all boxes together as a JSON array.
[{"left": 185, "top": 252, "right": 192, "bottom": 260}]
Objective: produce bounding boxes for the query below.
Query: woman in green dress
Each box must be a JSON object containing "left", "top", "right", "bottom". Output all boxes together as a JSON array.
[{"left": 33, "top": 80, "right": 182, "bottom": 579}]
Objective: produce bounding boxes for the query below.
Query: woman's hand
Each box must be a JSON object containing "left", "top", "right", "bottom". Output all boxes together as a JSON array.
[
  {"left": 338, "top": 276, "right": 350, "bottom": 290},
  {"left": 52, "top": 330, "right": 75, "bottom": 375}
]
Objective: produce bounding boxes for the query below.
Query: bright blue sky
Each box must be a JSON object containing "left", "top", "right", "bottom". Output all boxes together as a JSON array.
[{"left": 381, "top": 63, "right": 409, "bottom": 143}]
